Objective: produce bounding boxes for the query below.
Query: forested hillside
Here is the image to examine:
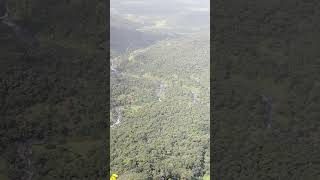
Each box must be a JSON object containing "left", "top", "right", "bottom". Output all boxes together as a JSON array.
[
  {"left": 110, "top": 34, "right": 210, "bottom": 179},
  {"left": 213, "top": 0, "right": 320, "bottom": 179},
  {"left": 110, "top": 21, "right": 170, "bottom": 53},
  {"left": 0, "top": 0, "right": 107, "bottom": 179}
]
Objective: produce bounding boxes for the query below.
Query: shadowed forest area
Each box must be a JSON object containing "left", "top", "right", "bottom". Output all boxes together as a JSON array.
[
  {"left": 213, "top": 0, "right": 320, "bottom": 179},
  {"left": 0, "top": 0, "right": 107, "bottom": 179}
]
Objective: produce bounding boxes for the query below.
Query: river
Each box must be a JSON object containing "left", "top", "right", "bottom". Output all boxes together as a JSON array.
[
  {"left": 157, "top": 83, "right": 165, "bottom": 102},
  {"left": 111, "top": 106, "right": 122, "bottom": 128}
]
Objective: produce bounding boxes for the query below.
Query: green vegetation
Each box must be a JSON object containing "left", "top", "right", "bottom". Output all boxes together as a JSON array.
[
  {"left": 0, "top": 157, "right": 9, "bottom": 180},
  {"left": 0, "top": 0, "right": 107, "bottom": 179},
  {"left": 213, "top": 0, "right": 320, "bottom": 179},
  {"left": 110, "top": 34, "right": 210, "bottom": 179}
]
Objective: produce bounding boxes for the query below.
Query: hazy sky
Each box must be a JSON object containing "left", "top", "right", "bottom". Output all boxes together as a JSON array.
[
  {"left": 111, "top": 0, "right": 210, "bottom": 33},
  {"left": 111, "top": 0, "right": 209, "bottom": 14}
]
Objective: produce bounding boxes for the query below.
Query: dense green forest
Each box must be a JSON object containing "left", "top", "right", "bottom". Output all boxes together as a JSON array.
[
  {"left": 0, "top": 0, "right": 107, "bottom": 179},
  {"left": 213, "top": 0, "right": 320, "bottom": 179},
  {"left": 110, "top": 34, "right": 210, "bottom": 179}
]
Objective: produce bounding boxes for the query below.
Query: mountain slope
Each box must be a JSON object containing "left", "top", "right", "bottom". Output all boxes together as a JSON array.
[{"left": 110, "top": 33, "right": 210, "bottom": 179}]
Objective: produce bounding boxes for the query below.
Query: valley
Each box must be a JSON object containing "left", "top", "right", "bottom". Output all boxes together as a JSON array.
[{"left": 110, "top": 34, "right": 210, "bottom": 179}]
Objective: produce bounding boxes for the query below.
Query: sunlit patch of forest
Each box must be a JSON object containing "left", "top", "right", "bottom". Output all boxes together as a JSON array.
[{"left": 110, "top": 34, "right": 210, "bottom": 179}]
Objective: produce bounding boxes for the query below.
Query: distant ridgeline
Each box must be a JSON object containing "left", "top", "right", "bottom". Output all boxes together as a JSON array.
[
  {"left": 110, "top": 25, "right": 170, "bottom": 53},
  {"left": 0, "top": 0, "right": 107, "bottom": 179},
  {"left": 110, "top": 7, "right": 177, "bottom": 53},
  {"left": 110, "top": 34, "right": 210, "bottom": 179}
]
